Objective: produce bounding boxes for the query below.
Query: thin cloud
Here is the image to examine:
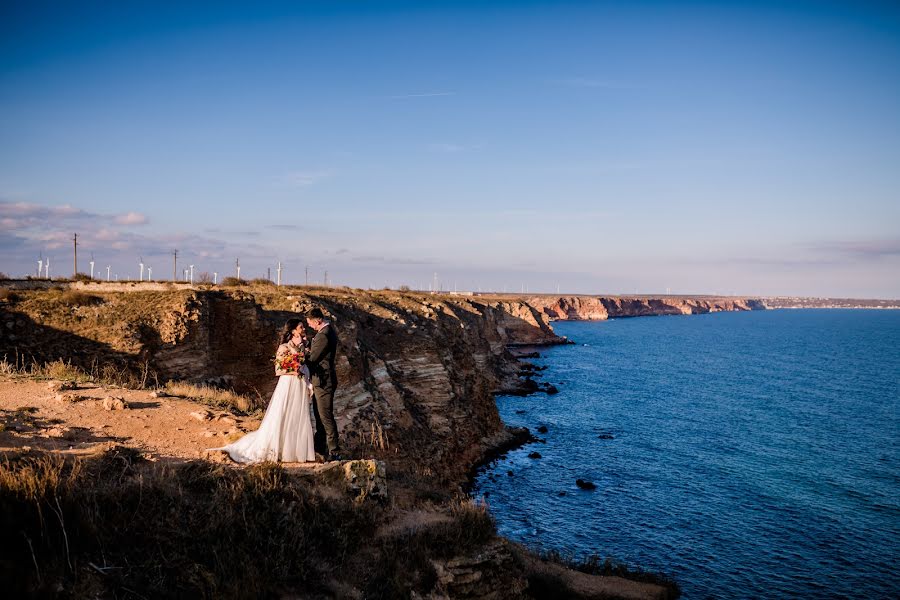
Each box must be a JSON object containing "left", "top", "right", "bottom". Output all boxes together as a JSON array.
[
  {"left": 281, "top": 169, "right": 335, "bottom": 188},
  {"left": 0, "top": 200, "right": 147, "bottom": 230},
  {"left": 809, "top": 239, "right": 900, "bottom": 260},
  {"left": 351, "top": 255, "right": 437, "bottom": 266}
]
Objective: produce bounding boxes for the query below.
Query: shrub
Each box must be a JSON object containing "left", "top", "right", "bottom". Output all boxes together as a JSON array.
[
  {"left": 43, "top": 359, "right": 89, "bottom": 382},
  {"left": 71, "top": 273, "right": 92, "bottom": 282},
  {"left": 250, "top": 278, "right": 275, "bottom": 286},
  {"left": 59, "top": 290, "right": 101, "bottom": 306},
  {"left": 0, "top": 272, "right": 9, "bottom": 280},
  {"left": 196, "top": 271, "right": 212, "bottom": 283},
  {"left": 220, "top": 277, "right": 246, "bottom": 287},
  {"left": 0, "top": 289, "right": 16, "bottom": 302}
]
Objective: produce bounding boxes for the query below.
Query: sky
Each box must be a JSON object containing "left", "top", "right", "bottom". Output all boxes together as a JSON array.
[{"left": 1, "top": 0, "right": 899, "bottom": 297}]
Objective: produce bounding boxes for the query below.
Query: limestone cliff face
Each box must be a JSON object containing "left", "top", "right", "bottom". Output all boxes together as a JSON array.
[
  {"left": 526, "top": 295, "right": 766, "bottom": 321},
  {"left": 0, "top": 288, "right": 558, "bottom": 481}
]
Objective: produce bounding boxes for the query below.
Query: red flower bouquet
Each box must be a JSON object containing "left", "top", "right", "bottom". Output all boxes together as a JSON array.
[{"left": 275, "top": 351, "right": 304, "bottom": 375}]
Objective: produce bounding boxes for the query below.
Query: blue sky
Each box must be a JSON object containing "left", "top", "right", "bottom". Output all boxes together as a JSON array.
[{"left": 2, "top": 0, "right": 899, "bottom": 296}]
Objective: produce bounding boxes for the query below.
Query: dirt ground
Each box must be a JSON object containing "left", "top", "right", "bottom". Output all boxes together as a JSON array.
[{"left": 0, "top": 376, "right": 269, "bottom": 463}]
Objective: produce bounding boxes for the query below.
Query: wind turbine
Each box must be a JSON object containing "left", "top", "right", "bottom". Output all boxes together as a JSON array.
[
  {"left": 89, "top": 254, "right": 95, "bottom": 280},
  {"left": 189, "top": 264, "right": 194, "bottom": 285},
  {"left": 139, "top": 257, "right": 144, "bottom": 282},
  {"left": 106, "top": 265, "right": 111, "bottom": 281},
  {"left": 147, "top": 266, "right": 152, "bottom": 281}
]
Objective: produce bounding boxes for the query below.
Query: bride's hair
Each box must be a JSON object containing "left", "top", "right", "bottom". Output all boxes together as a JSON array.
[{"left": 280, "top": 318, "right": 303, "bottom": 345}]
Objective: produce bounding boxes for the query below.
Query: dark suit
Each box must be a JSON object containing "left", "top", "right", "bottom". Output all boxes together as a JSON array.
[{"left": 307, "top": 322, "right": 340, "bottom": 454}]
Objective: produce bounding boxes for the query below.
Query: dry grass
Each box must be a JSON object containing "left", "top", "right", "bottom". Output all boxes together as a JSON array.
[
  {"left": 58, "top": 290, "right": 101, "bottom": 306},
  {"left": 0, "top": 357, "right": 155, "bottom": 389},
  {"left": 219, "top": 276, "right": 247, "bottom": 286},
  {"left": 249, "top": 278, "right": 275, "bottom": 286},
  {"left": 0, "top": 288, "right": 16, "bottom": 302},
  {"left": 164, "top": 381, "right": 260, "bottom": 413},
  {"left": 0, "top": 448, "right": 379, "bottom": 598}
]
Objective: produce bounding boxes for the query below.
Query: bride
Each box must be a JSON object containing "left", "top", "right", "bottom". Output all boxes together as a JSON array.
[{"left": 217, "top": 318, "right": 315, "bottom": 463}]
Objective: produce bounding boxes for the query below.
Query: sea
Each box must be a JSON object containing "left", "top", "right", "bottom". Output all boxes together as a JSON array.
[{"left": 473, "top": 309, "right": 900, "bottom": 599}]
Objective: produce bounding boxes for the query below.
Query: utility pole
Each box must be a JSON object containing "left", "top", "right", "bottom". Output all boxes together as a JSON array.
[
  {"left": 305, "top": 265, "right": 309, "bottom": 286},
  {"left": 73, "top": 233, "right": 77, "bottom": 277},
  {"left": 267, "top": 267, "right": 271, "bottom": 281},
  {"left": 172, "top": 250, "right": 178, "bottom": 282},
  {"left": 324, "top": 270, "right": 329, "bottom": 287},
  {"left": 235, "top": 258, "right": 240, "bottom": 280}
]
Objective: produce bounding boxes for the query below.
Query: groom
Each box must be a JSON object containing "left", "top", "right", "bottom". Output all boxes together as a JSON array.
[{"left": 306, "top": 308, "right": 341, "bottom": 461}]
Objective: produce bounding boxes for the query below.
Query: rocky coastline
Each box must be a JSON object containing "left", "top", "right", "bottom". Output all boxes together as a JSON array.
[{"left": 0, "top": 283, "right": 693, "bottom": 598}]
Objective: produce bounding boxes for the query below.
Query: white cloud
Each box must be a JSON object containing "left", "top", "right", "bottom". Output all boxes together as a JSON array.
[{"left": 114, "top": 211, "right": 149, "bottom": 225}]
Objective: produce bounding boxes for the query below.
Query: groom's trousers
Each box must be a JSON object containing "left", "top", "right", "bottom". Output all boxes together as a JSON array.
[{"left": 312, "top": 386, "right": 340, "bottom": 455}]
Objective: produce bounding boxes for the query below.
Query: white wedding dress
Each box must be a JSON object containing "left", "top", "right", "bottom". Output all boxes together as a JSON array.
[{"left": 217, "top": 365, "right": 315, "bottom": 463}]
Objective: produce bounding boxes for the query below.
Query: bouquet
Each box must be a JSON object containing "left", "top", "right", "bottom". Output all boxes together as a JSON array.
[{"left": 275, "top": 350, "right": 304, "bottom": 375}]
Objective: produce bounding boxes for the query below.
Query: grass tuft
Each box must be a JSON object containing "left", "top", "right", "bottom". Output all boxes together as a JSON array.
[{"left": 164, "top": 381, "right": 260, "bottom": 413}]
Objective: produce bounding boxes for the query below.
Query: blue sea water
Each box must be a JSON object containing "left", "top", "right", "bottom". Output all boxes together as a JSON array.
[{"left": 474, "top": 309, "right": 900, "bottom": 599}]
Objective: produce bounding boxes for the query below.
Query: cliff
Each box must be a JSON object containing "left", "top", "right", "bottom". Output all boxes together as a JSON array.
[
  {"left": 0, "top": 286, "right": 562, "bottom": 482},
  {"left": 0, "top": 284, "right": 680, "bottom": 599},
  {"left": 525, "top": 295, "right": 766, "bottom": 321}
]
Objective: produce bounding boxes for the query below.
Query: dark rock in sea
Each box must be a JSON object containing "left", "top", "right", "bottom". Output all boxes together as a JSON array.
[
  {"left": 515, "top": 410, "right": 527, "bottom": 414},
  {"left": 503, "top": 378, "right": 540, "bottom": 396},
  {"left": 536, "top": 425, "right": 548, "bottom": 434},
  {"left": 597, "top": 434, "right": 615, "bottom": 440},
  {"left": 576, "top": 479, "right": 597, "bottom": 491},
  {"left": 544, "top": 384, "right": 560, "bottom": 395},
  {"left": 518, "top": 351, "right": 540, "bottom": 359},
  {"left": 527, "top": 452, "right": 542, "bottom": 459},
  {"left": 507, "top": 470, "right": 514, "bottom": 477},
  {"left": 558, "top": 491, "right": 567, "bottom": 496}
]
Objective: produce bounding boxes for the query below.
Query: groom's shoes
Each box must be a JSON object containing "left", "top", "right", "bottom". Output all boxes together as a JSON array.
[
  {"left": 326, "top": 452, "right": 343, "bottom": 462},
  {"left": 314, "top": 452, "right": 326, "bottom": 463}
]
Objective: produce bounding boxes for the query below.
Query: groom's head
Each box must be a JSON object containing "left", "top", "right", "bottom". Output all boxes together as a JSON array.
[{"left": 306, "top": 307, "right": 327, "bottom": 331}]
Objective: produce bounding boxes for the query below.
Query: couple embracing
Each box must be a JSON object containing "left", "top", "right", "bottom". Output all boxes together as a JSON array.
[{"left": 218, "top": 308, "right": 341, "bottom": 464}]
